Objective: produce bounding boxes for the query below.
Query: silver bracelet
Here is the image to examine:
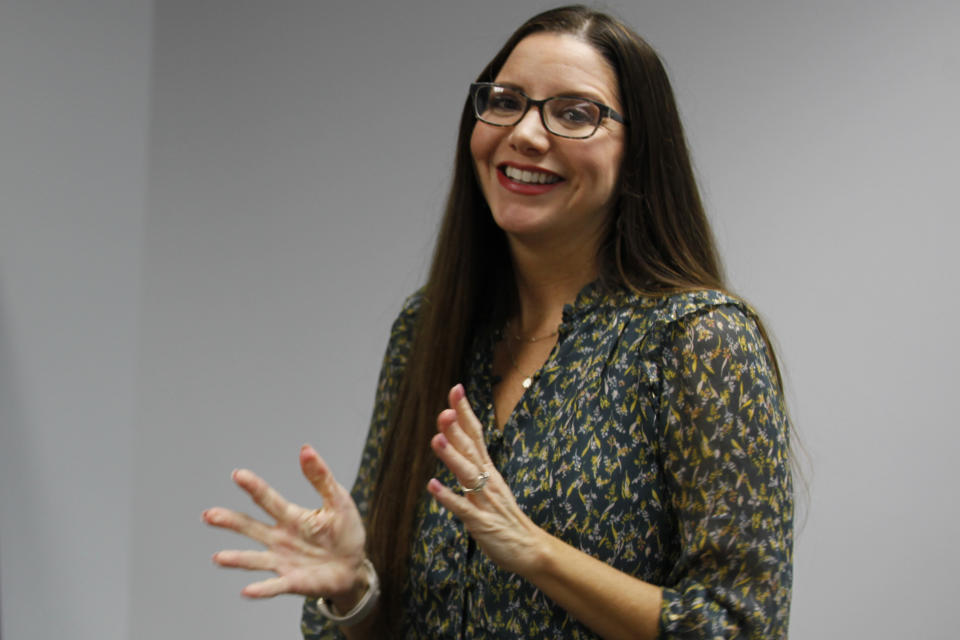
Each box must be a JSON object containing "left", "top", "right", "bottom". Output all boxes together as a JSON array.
[{"left": 314, "top": 558, "right": 380, "bottom": 627}]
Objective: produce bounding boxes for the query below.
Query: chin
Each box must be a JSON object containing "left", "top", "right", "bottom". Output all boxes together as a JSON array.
[{"left": 491, "top": 209, "right": 552, "bottom": 236}]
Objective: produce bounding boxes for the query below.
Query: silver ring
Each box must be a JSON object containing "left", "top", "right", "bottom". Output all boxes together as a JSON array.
[{"left": 459, "top": 471, "right": 490, "bottom": 494}]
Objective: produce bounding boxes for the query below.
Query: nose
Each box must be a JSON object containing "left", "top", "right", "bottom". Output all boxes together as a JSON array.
[{"left": 508, "top": 105, "right": 550, "bottom": 154}]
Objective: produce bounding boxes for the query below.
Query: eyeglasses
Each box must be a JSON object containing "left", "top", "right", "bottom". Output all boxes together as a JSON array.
[{"left": 470, "top": 82, "right": 626, "bottom": 140}]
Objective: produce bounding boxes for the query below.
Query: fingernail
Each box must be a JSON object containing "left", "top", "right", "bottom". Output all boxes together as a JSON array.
[{"left": 435, "top": 434, "right": 448, "bottom": 449}]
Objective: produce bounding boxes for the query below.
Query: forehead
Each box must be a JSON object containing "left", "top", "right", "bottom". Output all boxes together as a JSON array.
[{"left": 494, "top": 32, "right": 620, "bottom": 109}]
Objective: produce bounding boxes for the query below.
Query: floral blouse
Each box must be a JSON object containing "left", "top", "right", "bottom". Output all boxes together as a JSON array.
[{"left": 303, "top": 282, "right": 793, "bottom": 639}]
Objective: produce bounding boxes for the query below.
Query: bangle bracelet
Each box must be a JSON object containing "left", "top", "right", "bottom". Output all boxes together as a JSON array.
[{"left": 314, "top": 558, "right": 380, "bottom": 627}]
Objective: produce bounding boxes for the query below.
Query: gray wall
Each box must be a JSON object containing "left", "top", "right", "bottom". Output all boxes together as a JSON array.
[
  {"left": 2, "top": 1, "right": 957, "bottom": 639},
  {"left": 0, "top": 1, "right": 152, "bottom": 639}
]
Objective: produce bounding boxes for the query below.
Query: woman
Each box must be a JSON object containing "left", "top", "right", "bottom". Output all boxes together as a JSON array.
[{"left": 203, "top": 5, "right": 794, "bottom": 638}]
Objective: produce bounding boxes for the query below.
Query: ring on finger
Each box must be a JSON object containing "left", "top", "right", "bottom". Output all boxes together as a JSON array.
[
  {"left": 459, "top": 471, "right": 490, "bottom": 494},
  {"left": 299, "top": 507, "right": 325, "bottom": 538}
]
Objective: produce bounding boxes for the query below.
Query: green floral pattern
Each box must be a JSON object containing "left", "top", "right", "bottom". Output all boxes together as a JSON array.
[{"left": 303, "top": 282, "right": 793, "bottom": 639}]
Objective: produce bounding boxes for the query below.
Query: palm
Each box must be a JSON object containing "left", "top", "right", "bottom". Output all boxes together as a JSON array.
[
  {"left": 265, "top": 491, "right": 365, "bottom": 595},
  {"left": 204, "top": 444, "right": 366, "bottom": 599}
]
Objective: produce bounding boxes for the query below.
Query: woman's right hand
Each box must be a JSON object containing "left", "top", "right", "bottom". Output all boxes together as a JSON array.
[{"left": 203, "top": 444, "right": 368, "bottom": 605}]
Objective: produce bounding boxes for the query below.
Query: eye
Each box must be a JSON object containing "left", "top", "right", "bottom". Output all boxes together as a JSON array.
[
  {"left": 552, "top": 100, "right": 599, "bottom": 126},
  {"left": 487, "top": 89, "right": 524, "bottom": 114}
]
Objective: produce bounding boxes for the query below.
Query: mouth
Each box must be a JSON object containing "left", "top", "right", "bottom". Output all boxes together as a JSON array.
[{"left": 499, "top": 164, "right": 563, "bottom": 185}]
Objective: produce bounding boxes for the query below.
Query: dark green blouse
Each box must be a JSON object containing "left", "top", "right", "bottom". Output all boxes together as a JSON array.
[{"left": 303, "top": 283, "right": 793, "bottom": 639}]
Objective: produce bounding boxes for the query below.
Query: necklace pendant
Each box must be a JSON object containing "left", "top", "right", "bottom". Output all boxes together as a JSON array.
[{"left": 522, "top": 377, "right": 533, "bottom": 389}]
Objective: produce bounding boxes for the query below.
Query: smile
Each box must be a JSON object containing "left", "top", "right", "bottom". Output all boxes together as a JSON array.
[{"left": 501, "top": 165, "right": 562, "bottom": 185}]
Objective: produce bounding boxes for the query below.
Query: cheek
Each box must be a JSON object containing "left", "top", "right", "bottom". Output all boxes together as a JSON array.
[
  {"left": 580, "top": 147, "right": 617, "bottom": 182},
  {"left": 470, "top": 122, "right": 505, "bottom": 171},
  {"left": 593, "top": 142, "right": 624, "bottom": 197},
  {"left": 469, "top": 124, "right": 495, "bottom": 168}
]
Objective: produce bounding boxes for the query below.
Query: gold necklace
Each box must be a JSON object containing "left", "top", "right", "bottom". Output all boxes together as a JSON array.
[
  {"left": 504, "top": 322, "right": 558, "bottom": 390},
  {"left": 508, "top": 318, "right": 560, "bottom": 343},
  {"left": 511, "top": 328, "right": 559, "bottom": 343},
  {"left": 505, "top": 337, "right": 536, "bottom": 390}
]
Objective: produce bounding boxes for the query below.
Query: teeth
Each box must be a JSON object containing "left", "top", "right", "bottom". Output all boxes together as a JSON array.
[{"left": 504, "top": 166, "right": 560, "bottom": 185}]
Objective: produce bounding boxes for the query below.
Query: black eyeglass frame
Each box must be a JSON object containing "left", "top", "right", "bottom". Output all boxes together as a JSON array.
[{"left": 470, "top": 82, "right": 627, "bottom": 139}]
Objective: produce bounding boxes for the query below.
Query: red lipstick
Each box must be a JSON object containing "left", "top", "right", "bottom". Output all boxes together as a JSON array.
[{"left": 496, "top": 164, "right": 563, "bottom": 195}]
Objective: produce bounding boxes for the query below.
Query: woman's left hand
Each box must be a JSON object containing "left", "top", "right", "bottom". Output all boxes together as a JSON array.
[
  {"left": 427, "top": 384, "right": 546, "bottom": 576},
  {"left": 429, "top": 384, "right": 663, "bottom": 640}
]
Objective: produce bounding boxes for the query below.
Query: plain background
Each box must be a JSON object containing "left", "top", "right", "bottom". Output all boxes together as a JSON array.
[{"left": 2, "top": 1, "right": 958, "bottom": 638}]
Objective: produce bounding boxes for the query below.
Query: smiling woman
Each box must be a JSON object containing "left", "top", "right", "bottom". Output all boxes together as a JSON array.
[
  {"left": 204, "top": 5, "right": 794, "bottom": 639},
  {"left": 470, "top": 32, "right": 625, "bottom": 255}
]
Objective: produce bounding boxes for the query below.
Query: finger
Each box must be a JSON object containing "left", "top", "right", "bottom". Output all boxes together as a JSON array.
[
  {"left": 449, "top": 384, "right": 492, "bottom": 465},
  {"left": 203, "top": 507, "right": 276, "bottom": 546},
  {"left": 241, "top": 575, "right": 293, "bottom": 599},
  {"left": 232, "top": 468, "right": 298, "bottom": 523},
  {"left": 427, "top": 478, "right": 478, "bottom": 524},
  {"left": 436, "top": 408, "right": 457, "bottom": 430},
  {"left": 431, "top": 433, "right": 487, "bottom": 495},
  {"left": 437, "top": 409, "right": 481, "bottom": 462},
  {"left": 299, "top": 444, "right": 344, "bottom": 509},
  {"left": 213, "top": 549, "right": 276, "bottom": 571},
  {"left": 295, "top": 505, "right": 337, "bottom": 541}
]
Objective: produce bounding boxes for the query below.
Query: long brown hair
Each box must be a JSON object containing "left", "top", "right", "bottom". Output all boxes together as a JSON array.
[{"left": 365, "top": 5, "right": 782, "bottom": 635}]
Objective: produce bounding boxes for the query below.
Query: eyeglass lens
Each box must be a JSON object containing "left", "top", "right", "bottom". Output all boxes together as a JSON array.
[{"left": 474, "top": 85, "right": 601, "bottom": 138}]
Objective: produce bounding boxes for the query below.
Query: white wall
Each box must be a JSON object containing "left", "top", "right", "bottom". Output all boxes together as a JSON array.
[
  {"left": 646, "top": 3, "right": 960, "bottom": 636},
  {"left": 0, "top": 1, "right": 152, "bottom": 639},
  {"left": 131, "top": 3, "right": 522, "bottom": 635},
  {"left": 2, "top": 1, "right": 957, "bottom": 639}
]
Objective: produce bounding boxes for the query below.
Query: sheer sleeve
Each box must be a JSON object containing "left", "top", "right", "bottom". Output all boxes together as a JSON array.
[
  {"left": 655, "top": 305, "right": 793, "bottom": 639},
  {"left": 301, "top": 292, "right": 422, "bottom": 640}
]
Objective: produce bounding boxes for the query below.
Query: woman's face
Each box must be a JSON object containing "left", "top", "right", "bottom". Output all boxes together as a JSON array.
[{"left": 470, "top": 32, "right": 625, "bottom": 250}]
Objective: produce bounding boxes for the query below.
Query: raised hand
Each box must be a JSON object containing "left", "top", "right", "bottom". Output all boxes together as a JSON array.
[
  {"left": 203, "top": 444, "right": 367, "bottom": 600},
  {"left": 427, "top": 384, "right": 546, "bottom": 576}
]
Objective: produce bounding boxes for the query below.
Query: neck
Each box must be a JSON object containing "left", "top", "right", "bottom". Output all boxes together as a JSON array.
[{"left": 507, "top": 234, "right": 601, "bottom": 336}]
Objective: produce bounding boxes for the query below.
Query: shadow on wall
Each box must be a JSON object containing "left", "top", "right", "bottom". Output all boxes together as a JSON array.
[{"left": 0, "top": 277, "right": 33, "bottom": 637}]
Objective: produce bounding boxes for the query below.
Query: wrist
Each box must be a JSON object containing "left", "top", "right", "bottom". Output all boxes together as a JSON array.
[
  {"left": 315, "top": 558, "right": 380, "bottom": 626},
  {"left": 508, "top": 519, "right": 555, "bottom": 579},
  {"left": 329, "top": 564, "right": 370, "bottom": 614},
  {"left": 524, "top": 525, "right": 558, "bottom": 580}
]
